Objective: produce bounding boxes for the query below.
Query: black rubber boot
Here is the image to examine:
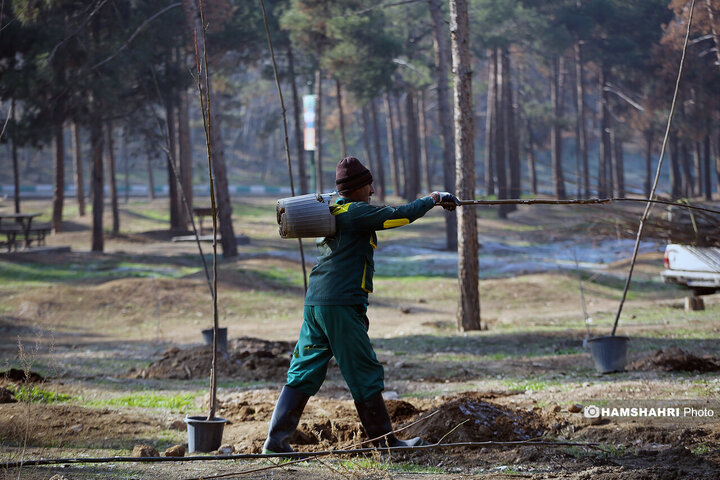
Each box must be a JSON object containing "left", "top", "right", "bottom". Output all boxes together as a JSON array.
[
  {"left": 262, "top": 385, "right": 310, "bottom": 454},
  {"left": 354, "top": 392, "right": 423, "bottom": 448}
]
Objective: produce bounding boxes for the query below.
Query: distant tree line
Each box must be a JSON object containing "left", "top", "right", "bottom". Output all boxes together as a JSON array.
[{"left": 1, "top": 0, "right": 719, "bottom": 255}]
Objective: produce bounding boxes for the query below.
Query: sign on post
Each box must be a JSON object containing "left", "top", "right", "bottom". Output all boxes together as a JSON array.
[{"left": 303, "top": 94, "right": 316, "bottom": 151}]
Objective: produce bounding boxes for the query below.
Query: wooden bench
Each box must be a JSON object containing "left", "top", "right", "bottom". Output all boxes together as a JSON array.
[{"left": 0, "top": 222, "right": 51, "bottom": 251}]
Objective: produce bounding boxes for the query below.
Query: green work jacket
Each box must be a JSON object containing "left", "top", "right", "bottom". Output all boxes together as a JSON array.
[{"left": 305, "top": 196, "right": 435, "bottom": 306}]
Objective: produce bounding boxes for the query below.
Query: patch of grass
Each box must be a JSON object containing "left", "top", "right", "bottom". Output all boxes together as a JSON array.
[
  {"left": 502, "top": 378, "right": 552, "bottom": 392},
  {"left": 337, "top": 458, "right": 445, "bottom": 474},
  {"left": 85, "top": 392, "right": 197, "bottom": 410},
  {"left": 9, "top": 384, "right": 72, "bottom": 403}
]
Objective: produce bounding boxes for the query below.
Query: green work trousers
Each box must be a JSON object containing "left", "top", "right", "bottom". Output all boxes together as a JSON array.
[{"left": 286, "top": 305, "right": 384, "bottom": 402}]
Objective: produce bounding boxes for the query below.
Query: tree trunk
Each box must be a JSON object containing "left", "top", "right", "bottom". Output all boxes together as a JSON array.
[
  {"left": 693, "top": 141, "right": 702, "bottom": 197},
  {"left": 525, "top": 117, "right": 538, "bottom": 194},
  {"left": 166, "top": 97, "right": 181, "bottom": 231},
  {"left": 361, "top": 105, "right": 375, "bottom": 182},
  {"left": 384, "top": 92, "right": 401, "bottom": 197},
  {"left": 394, "top": 93, "right": 407, "bottom": 193},
  {"left": 370, "top": 98, "right": 386, "bottom": 202},
  {"left": 179, "top": 85, "right": 193, "bottom": 226},
  {"left": 613, "top": 130, "right": 625, "bottom": 198},
  {"left": 704, "top": 134, "right": 712, "bottom": 200},
  {"left": 598, "top": 65, "right": 610, "bottom": 198},
  {"left": 315, "top": 69, "right": 324, "bottom": 192},
  {"left": 419, "top": 89, "right": 432, "bottom": 193},
  {"left": 287, "top": 44, "right": 308, "bottom": 194},
  {"left": 644, "top": 130, "right": 653, "bottom": 197},
  {"left": 336, "top": 79, "right": 347, "bottom": 157},
  {"left": 680, "top": 140, "right": 693, "bottom": 198},
  {"left": 574, "top": 42, "right": 589, "bottom": 197},
  {"left": 503, "top": 47, "right": 520, "bottom": 209},
  {"left": 484, "top": 48, "right": 496, "bottom": 197},
  {"left": 669, "top": 132, "right": 682, "bottom": 198},
  {"left": 551, "top": 55, "right": 566, "bottom": 200},
  {"left": 182, "top": 0, "right": 237, "bottom": 257},
  {"left": 90, "top": 102, "right": 104, "bottom": 252},
  {"left": 494, "top": 47, "right": 509, "bottom": 219},
  {"left": 72, "top": 121, "right": 86, "bottom": 216},
  {"left": 147, "top": 155, "right": 155, "bottom": 200},
  {"left": 449, "top": 0, "right": 481, "bottom": 331},
  {"left": 405, "top": 89, "right": 421, "bottom": 200},
  {"left": 429, "top": 0, "right": 457, "bottom": 251},
  {"left": 52, "top": 121, "right": 65, "bottom": 233},
  {"left": 11, "top": 99, "right": 20, "bottom": 214},
  {"left": 717, "top": 130, "right": 720, "bottom": 198},
  {"left": 106, "top": 122, "right": 119, "bottom": 235}
]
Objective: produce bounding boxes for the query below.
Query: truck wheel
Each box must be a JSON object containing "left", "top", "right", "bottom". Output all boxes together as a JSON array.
[{"left": 691, "top": 287, "right": 716, "bottom": 297}]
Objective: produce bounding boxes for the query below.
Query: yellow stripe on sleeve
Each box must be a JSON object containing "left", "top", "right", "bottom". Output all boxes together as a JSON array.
[{"left": 382, "top": 218, "right": 410, "bottom": 229}]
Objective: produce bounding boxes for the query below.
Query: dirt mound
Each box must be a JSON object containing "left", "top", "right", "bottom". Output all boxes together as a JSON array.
[
  {"left": 386, "top": 399, "right": 421, "bottom": 423},
  {"left": 130, "top": 337, "right": 294, "bottom": 381},
  {"left": 628, "top": 348, "right": 720, "bottom": 372},
  {"left": 404, "top": 392, "right": 545, "bottom": 444},
  {"left": 293, "top": 419, "right": 362, "bottom": 446},
  {"left": 2, "top": 368, "right": 44, "bottom": 383}
]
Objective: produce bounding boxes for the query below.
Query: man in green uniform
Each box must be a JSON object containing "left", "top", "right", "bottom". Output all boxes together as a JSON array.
[{"left": 263, "top": 156, "right": 460, "bottom": 454}]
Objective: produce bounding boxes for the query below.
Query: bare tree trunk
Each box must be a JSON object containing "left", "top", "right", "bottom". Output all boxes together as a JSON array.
[
  {"left": 419, "top": 89, "right": 432, "bottom": 192},
  {"left": 182, "top": 0, "right": 237, "bottom": 257},
  {"left": 503, "top": 47, "right": 520, "bottom": 210},
  {"left": 693, "top": 141, "right": 702, "bottom": 197},
  {"left": 287, "top": 44, "right": 308, "bottom": 194},
  {"left": 52, "top": 121, "right": 65, "bottom": 233},
  {"left": 680, "top": 140, "right": 693, "bottom": 198},
  {"left": 598, "top": 64, "right": 610, "bottom": 198},
  {"left": 106, "top": 122, "right": 119, "bottom": 235},
  {"left": 72, "top": 121, "right": 86, "bottom": 216},
  {"left": 551, "top": 55, "right": 567, "bottom": 199},
  {"left": 704, "top": 134, "right": 712, "bottom": 200},
  {"left": 384, "top": 92, "right": 401, "bottom": 197},
  {"left": 669, "top": 132, "right": 682, "bottom": 198},
  {"left": 644, "top": 130, "right": 653, "bottom": 197},
  {"left": 429, "top": 0, "right": 457, "bottom": 250},
  {"left": 361, "top": 105, "right": 375, "bottom": 180},
  {"left": 717, "top": 130, "right": 720, "bottom": 199},
  {"left": 613, "top": 131, "right": 625, "bottom": 197},
  {"left": 574, "top": 42, "right": 589, "bottom": 197},
  {"left": 525, "top": 117, "right": 538, "bottom": 195},
  {"left": 11, "top": 99, "right": 20, "bottom": 214},
  {"left": 394, "top": 93, "right": 407, "bottom": 194},
  {"left": 449, "top": 0, "right": 480, "bottom": 331},
  {"left": 405, "top": 89, "right": 421, "bottom": 200},
  {"left": 90, "top": 101, "right": 104, "bottom": 252},
  {"left": 484, "top": 48, "right": 496, "bottom": 197},
  {"left": 336, "top": 79, "right": 347, "bottom": 157},
  {"left": 179, "top": 85, "right": 193, "bottom": 226},
  {"left": 494, "top": 47, "right": 509, "bottom": 219},
  {"left": 370, "top": 98, "right": 386, "bottom": 202},
  {"left": 315, "top": 69, "right": 324, "bottom": 192},
  {"left": 147, "top": 155, "right": 155, "bottom": 200},
  {"left": 166, "top": 97, "right": 181, "bottom": 231}
]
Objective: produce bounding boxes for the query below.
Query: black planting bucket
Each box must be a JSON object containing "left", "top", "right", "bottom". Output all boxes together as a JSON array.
[
  {"left": 201, "top": 327, "right": 227, "bottom": 353},
  {"left": 185, "top": 415, "right": 227, "bottom": 453},
  {"left": 587, "top": 335, "right": 629, "bottom": 373}
]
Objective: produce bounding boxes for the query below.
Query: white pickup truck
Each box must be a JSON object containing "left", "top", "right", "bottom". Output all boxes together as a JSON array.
[{"left": 661, "top": 244, "right": 720, "bottom": 296}]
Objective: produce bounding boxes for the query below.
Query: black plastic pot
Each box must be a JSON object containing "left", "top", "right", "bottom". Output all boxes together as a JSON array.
[
  {"left": 185, "top": 415, "right": 227, "bottom": 453},
  {"left": 201, "top": 327, "right": 227, "bottom": 353},
  {"left": 587, "top": 335, "right": 629, "bottom": 373}
]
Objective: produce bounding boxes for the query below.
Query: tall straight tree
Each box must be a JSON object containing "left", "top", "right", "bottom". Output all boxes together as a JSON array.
[
  {"left": 369, "top": 98, "right": 386, "bottom": 201},
  {"left": 550, "top": 55, "right": 567, "bottom": 200},
  {"left": 404, "top": 88, "right": 421, "bottom": 201},
  {"left": 52, "top": 119, "right": 65, "bottom": 232},
  {"left": 418, "top": 89, "right": 432, "bottom": 192},
  {"left": 384, "top": 92, "right": 401, "bottom": 196},
  {"left": 484, "top": 49, "right": 496, "bottom": 197},
  {"left": 72, "top": 121, "right": 86, "bottom": 216},
  {"left": 286, "top": 44, "right": 308, "bottom": 194},
  {"left": 182, "top": 0, "right": 238, "bottom": 257},
  {"left": 336, "top": 78, "right": 347, "bottom": 157},
  {"left": 429, "top": 0, "right": 457, "bottom": 250},
  {"left": 449, "top": 0, "right": 481, "bottom": 331},
  {"left": 574, "top": 42, "right": 589, "bottom": 197},
  {"left": 503, "top": 48, "right": 521, "bottom": 207},
  {"left": 106, "top": 122, "right": 120, "bottom": 235},
  {"left": 315, "top": 69, "right": 324, "bottom": 192},
  {"left": 494, "top": 47, "right": 509, "bottom": 218}
]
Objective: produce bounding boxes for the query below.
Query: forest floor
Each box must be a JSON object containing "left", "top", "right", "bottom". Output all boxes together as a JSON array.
[{"left": 0, "top": 196, "right": 719, "bottom": 479}]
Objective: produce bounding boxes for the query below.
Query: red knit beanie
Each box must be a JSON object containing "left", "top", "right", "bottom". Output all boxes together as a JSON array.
[{"left": 335, "top": 157, "right": 373, "bottom": 195}]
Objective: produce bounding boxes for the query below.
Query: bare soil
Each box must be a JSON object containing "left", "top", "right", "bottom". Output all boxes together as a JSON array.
[{"left": 1, "top": 198, "right": 719, "bottom": 479}]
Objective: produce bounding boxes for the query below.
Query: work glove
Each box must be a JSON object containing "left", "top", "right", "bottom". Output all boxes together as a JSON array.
[{"left": 430, "top": 191, "right": 461, "bottom": 211}]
